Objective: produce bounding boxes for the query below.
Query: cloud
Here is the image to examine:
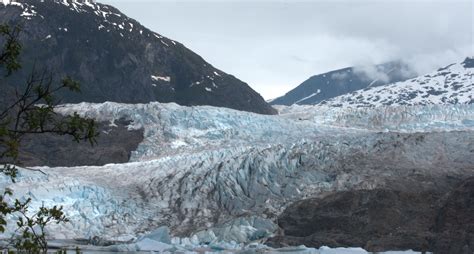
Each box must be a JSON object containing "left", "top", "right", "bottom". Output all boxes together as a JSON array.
[
  {"left": 102, "top": 0, "right": 473, "bottom": 99},
  {"left": 403, "top": 44, "right": 473, "bottom": 75},
  {"left": 353, "top": 65, "right": 390, "bottom": 83},
  {"left": 331, "top": 72, "right": 350, "bottom": 81}
]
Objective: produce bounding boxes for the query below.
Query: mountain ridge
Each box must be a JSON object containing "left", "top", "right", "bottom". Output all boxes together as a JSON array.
[
  {"left": 0, "top": 0, "right": 277, "bottom": 114},
  {"left": 321, "top": 57, "right": 473, "bottom": 107},
  {"left": 270, "top": 61, "right": 416, "bottom": 106}
]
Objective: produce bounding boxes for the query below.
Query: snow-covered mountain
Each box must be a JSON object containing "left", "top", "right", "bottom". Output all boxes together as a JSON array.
[
  {"left": 0, "top": 0, "right": 276, "bottom": 114},
  {"left": 321, "top": 57, "right": 474, "bottom": 107},
  {"left": 270, "top": 61, "right": 416, "bottom": 106},
  {"left": 1, "top": 102, "right": 473, "bottom": 252}
]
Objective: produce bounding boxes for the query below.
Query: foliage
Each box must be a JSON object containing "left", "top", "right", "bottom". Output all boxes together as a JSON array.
[
  {"left": 11, "top": 199, "right": 69, "bottom": 252},
  {"left": 0, "top": 24, "right": 98, "bottom": 253}
]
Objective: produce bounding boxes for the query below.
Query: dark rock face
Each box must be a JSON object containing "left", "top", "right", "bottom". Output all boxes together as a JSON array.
[
  {"left": 18, "top": 118, "right": 143, "bottom": 167},
  {"left": 270, "top": 61, "right": 416, "bottom": 106},
  {"left": 267, "top": 177, "right": 474, "bottom": 253},
  {"left": 269, "top": 189, "right": 440, "bottom": 252},
  {"left": 433, "top": 177, "right": 474, "bottom": 254},
  {"left": 462, "top": 57, "right": 474, "bottom": 68},
  {"left": 0, "top": 0, "right": 276, "bottom": 115}
]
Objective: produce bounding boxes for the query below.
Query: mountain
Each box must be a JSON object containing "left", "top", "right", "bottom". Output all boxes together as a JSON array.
[
  {"left": 321, "top": 57, "right": 474, "bottom": 107},
  {"left": 270, "top": 61, "right": 416, "bottom": 106},
  {"left": 0, "top": 0, "right": 276, "bottom": 114}
]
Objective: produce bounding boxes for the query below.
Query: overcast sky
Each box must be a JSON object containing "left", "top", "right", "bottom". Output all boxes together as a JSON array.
[{"left": 100, "top": 0, "right": 473, "bottom": 100}]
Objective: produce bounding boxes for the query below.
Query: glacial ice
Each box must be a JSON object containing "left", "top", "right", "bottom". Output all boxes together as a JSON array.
[
  {"left": 54, "top": 102, "right": 474, "bottom": 161},
  {"left": 1, "top": 102, "right": 472, "bottom": 252}
]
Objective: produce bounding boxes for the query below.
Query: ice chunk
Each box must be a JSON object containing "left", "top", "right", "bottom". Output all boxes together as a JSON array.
[
  {"left": 138, "top": 226, "right": 171, "bottom": 244},
  {"left": 135, "top": 238, "right": 174, "bottom": 252}
]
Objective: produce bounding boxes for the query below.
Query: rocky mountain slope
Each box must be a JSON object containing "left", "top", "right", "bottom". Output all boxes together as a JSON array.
[
  {"left": 270, "top": 61, "right": 416, "bottom": 105},
  {"left": 18, "top": 118, "right": 143, "bottom": 167},
  {"left": 321, "top": 57, "right": 473, "bottom": 107},
  {"left": 0, "top": 0, "right": 275, "bottom": 114},
  {"left": 268, "top": 177, "right": 474, "bottom": 254}
]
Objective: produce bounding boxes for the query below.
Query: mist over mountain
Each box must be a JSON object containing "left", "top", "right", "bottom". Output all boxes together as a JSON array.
[
  {"left": 322, "top": 57, "right": 474, "bottom": 107},
  {"left": 270, "top": 61, "right": 416, "bottom": 106}
]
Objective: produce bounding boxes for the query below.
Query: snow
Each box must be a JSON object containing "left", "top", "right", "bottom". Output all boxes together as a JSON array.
[
  {"left": 367, "top": 78, "right": 379, "bottom": 87},
  {"left": 161, "top": 40, "right": 169, "bottom": 46},
  {"left": 322, "top": 60, "right": 473, "bottom": 107},
  {"left": 2, "top": 0, "right": 38, "bottom": 19},
  {"left": 151, "top": 75, "right": 171, "bottom": 82},
  {"left": 190, "top": 80, "right": 203, "bottom": 87},
  {"left": 294, "top": 89, "right": 321, "bottom": 105}
]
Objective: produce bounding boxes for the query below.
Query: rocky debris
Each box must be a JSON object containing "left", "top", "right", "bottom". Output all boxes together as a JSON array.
[
  {"left": 267, "top": 188, "right": 440, "bottom": 252},
  {"left": 18, "top": 118, "right": 143, "bottom": 167},
  {"left": 433, "top": 177, "right": 474, "bottom": 254},
  {"left": 267, "top": 177, "right": 474, "bottom": 253}
]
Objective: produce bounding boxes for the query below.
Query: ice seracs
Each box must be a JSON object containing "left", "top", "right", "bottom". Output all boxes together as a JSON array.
[{"left": 2, "top": 102, "right": 473, "bottom": 250}]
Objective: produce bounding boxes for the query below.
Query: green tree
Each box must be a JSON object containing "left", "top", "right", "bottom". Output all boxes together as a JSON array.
[{"left": 0, "top": 24, "right": 98, "bottom": 253}]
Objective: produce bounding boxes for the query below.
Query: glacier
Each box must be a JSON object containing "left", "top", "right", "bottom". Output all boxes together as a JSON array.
[{"left": 1, "top": 102, "right": 473, "bottom": 253}]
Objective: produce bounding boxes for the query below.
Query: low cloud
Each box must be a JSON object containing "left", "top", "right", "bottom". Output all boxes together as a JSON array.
[
  {"left": 104, "top": 0, "right": 473, "bottom": 99},
  {"left": 353, "top": 64, "right": 391, "bottom": 83},
  {"left": 403, "top": 45, "right": 473, "bottom": 75},
  {"left": 330, "top": 72, "right": 350, "bottom": 81}
]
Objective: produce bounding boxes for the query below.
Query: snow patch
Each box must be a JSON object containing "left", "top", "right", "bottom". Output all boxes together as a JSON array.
[
  {"left": 294, "top": 89, "right": 321, "bottom": 105},
  {"left": 151, "top": 75, "right": 171, "bottom": 82}
]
